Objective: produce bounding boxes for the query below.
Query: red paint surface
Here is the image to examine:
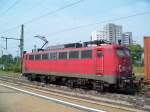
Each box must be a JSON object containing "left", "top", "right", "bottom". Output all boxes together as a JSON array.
[{"left": 23, "top": 44, "right": 132, "bottom": 79}]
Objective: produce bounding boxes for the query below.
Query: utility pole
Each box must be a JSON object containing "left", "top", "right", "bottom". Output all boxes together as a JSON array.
[
  {"left": 20, "top": 24, "right": 24, "bottom": 73},
  {"left": 6, "top": 38, "right": 7, "bottom": 49},
  {"left": 0, "top": 24, "right": 24, "bottom": 58},
  {"left": 1, "top": 37, "right": 8, "bottom": 50},
  {"left": 1, "top": 37, "right": 20, "bottom": 50},
  {"left": 20, "top": 24, "right": 24, "bottom": 59},
  {"left": 0, "top": 24, "right": 24, "bottom": 72}
]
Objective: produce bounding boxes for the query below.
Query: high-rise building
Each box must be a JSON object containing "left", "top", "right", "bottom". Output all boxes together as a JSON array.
[
  {"left": 91, "top": 30, "right": 105, "bottom": 41},
  {"left": 103, "top": 23, "right": 116, "bottom": 43},
  {"left": 115, "top": 25, "right": 123, "bottom": 44},
  {"left": 91, "top": 23, "right": 133, "bottom": 46},
  {"left": 122, "top": 32, "right": 133, "bottom": 46},
  {"left": 91, "top": 23, "right": 123, "bottom": 44}
]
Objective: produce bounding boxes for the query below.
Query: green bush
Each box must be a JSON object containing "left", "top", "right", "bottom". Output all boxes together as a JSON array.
[{"left": 3, "top": 64, "right": 21, "bottom": 73}]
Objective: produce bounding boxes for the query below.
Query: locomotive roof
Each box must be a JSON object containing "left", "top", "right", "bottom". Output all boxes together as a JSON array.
[{"left": 26, "top": 44, "right": 126, "bottom": 55}]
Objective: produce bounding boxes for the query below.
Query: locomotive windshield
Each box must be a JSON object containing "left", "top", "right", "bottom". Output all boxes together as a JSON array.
[
  {"left": 116, "top": 49, "right": 131, "bottom": 57},
  {"left": 116, "top": 49, "right": 126, "bottom": 57},
  {"left": 124, "top": 49, "right": 131, "bottom": 57}
]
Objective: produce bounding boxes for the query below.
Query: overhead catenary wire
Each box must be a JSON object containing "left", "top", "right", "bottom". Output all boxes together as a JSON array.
[
  {"left": 0, "top": 0, "right": 10, "bottom": 10},
  {"left": 0, "top": 0, "right": 84, "bottom": 34},
  {"left": 0, "top": 25, "right": 20, "bottom": 34},
  {"left": 0, "top": 0, "right": 21, "bottom": 17},
  {"left": 23, "top": 0, "right": 84, "bottom": 25},
  {"left": 0, "top": 0, "right": 149, "bottom": 36},
  {"left": 0, "top": 0, "right": 21, "bottom": 34},
  {"left": 1, "top": 9, "right": 150, "bottom": 36},
  {"left": 46, "top": 10, "right": 150, "bottom": 36},
  {"left": 0, "top": 0, "right": 47, "bottom": 34}
]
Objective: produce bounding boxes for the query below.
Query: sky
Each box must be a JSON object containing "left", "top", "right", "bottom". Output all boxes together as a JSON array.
[{"left": 0, "top": 0, "right": 149, "bottom": 56}]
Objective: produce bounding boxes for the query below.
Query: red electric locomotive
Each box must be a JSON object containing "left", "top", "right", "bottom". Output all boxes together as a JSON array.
[{"left": 22, "top": 40, "right": 135, "bottom": 91}]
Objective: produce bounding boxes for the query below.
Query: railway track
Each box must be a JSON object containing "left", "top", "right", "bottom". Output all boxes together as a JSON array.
[{"left": 0, "top": 75, "right": 149, "bottom": 112}]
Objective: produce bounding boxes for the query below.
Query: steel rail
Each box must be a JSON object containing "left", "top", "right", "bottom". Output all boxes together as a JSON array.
[{"left": 0, "top": 76, "right": 148, "bottom": 112}]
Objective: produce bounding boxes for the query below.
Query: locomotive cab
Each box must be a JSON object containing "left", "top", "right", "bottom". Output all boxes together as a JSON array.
[
  {"left": 115, "top": 47, "right": 135, "bottom": 91},
  {"left": 116, "top": 48, "right": 132, "bottom": 77}
]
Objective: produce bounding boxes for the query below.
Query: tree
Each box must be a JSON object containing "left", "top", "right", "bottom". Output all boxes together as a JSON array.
[
  {"left": 128, "top": 44, "right": 143, "bottom": 66},
  {"left": 0, "top": 54, "right": 13, "bottom": 64},
  {"left": 0, "top": 54, "right": 21, "bottom": 72}
]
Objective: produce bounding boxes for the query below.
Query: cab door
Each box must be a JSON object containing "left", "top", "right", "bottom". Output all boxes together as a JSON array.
[{"left": 96, "top": 50, "right": 104, "bottom": 75}]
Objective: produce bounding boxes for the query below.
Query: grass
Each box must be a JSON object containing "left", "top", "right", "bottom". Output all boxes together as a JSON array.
[
  {"left": 133, "top": 66, "right": 144, "bottom": 80},
  {"left": 0, "top": 70, "right": 21, "bottom": 78},
  {"left": 0, "top": 66, "right": 144, "bottom": 79}
]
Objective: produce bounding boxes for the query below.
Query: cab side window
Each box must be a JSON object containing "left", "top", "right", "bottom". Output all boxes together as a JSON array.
[{"left": 97, "top": 50, "right": 103, "bottom": 58}]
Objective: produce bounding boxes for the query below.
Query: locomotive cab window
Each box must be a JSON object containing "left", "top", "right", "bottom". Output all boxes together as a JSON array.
[
  {"left": 97, "top": 50, "right": 103, "bottom": 58},
  {"left": 116, "top": 49, "right": 125, "bottom": 57},
  {"left": 81, "top": 50, "right": 92, "bottom": 59},
  {"left": 125, "top": 50, "right": 131, "bottom": 57}
]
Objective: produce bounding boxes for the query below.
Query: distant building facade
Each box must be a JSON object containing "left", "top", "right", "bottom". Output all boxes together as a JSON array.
[
  {"left": 103, "top": 23, "right": 116, "bottom": 43},
  {"left": 115, "top": 25, "right": 123, "bottom": 44},
  {"left": 91, "top": 23, "right": 132, "bottom": 46},
  {"left": 91, "top": 31, "right": 105, "bottom": 41},
  {"left": 122, "top": 32, "right": 133, "bottom": 46}
]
